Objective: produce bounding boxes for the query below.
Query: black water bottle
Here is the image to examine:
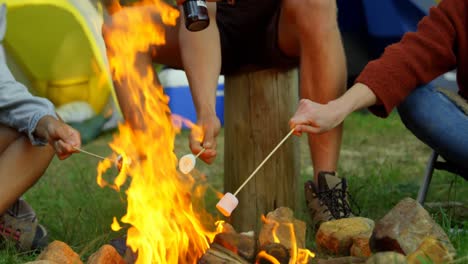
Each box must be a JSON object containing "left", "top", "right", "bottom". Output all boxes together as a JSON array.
[{"left": 183, "top": 0, "right": 210, "bottom": 32}]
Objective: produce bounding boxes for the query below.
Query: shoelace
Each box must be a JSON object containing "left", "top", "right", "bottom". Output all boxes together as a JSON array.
[
  {"left": 0, "top": 223, "right": 21, "bottom": 241},
  {"left": 317, "top": 180, "right": 360, "bottom": 219}
]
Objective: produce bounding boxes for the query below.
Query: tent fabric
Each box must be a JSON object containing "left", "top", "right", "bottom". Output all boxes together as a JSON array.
[{"left": 2, "top": 0, "right": 113, "bottom": 114}]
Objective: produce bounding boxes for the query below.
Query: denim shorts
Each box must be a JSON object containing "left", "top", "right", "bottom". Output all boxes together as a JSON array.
[{"left": 397, "top": 84, "right": 468, "bottom": 177}]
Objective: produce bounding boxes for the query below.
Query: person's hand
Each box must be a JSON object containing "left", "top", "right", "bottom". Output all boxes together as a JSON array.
[
  {"left": 289, "top": 99, "right": 345, "bottom": 135},
  {"left": 35, "top": 116, "right": 81, "bottom": 160},
  {"left": 189, "top": 114, "right": 221, "bottom": 164}
]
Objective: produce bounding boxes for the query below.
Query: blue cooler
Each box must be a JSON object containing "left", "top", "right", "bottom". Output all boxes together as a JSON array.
[{"left": 159, "top": 69, "right": 224, "bottom": 128}]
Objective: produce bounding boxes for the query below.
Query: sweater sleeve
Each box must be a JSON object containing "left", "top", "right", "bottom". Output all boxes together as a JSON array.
[
  {"left": 356, "top": 0, "right": 461, "bottom": 117},
  {"left": 0, "top": 48, "right": 58, "bottom": 145}
]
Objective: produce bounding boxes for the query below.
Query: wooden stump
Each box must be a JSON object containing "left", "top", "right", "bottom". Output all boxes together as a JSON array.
[{"left": 224, "top": 68, "right": 300, "bottom": 233}]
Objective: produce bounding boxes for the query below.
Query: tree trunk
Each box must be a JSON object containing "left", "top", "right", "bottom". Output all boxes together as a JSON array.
[{"left": 224, "top": 68, "right": 300, "bottom": 233}]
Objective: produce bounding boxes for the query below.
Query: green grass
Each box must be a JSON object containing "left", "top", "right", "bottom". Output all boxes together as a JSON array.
[{"left": 1, "top": 112, "right": 467, "bottom": 262}]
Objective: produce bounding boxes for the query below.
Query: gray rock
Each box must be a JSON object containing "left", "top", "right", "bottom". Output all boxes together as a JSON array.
[
  {"left": 370, "top": 197, "right": 455, "bottom": 256},
  {"left": 366, "top": 252, "right": 407, "bottom": 264}
]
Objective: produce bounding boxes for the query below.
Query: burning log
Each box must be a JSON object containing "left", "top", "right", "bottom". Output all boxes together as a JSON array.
[
  {"left": 213, "top": 232, "right": 256, "bottom": 261},
  {"left": 200, "top": 207, "right": 314, "bottom": 264},
  {"left": 316, "top": 256, "right": 367, "bottom": 264},
  {"left": 198, "top": 244, "right": 250, "bottom": 264},
  {"left": 256, "top": 243, "right": 290, "bottom": 264}
]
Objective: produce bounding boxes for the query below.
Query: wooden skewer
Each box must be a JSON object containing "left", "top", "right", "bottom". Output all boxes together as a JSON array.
[
  {"left": 233, "top": 128, "right": 295, "bottom": 196},
  {"left": 195, "top": 148, "right": 206, "bottom": 159},
  {"left": 73, "top": 146, "right": 111, "bottom": 161}
]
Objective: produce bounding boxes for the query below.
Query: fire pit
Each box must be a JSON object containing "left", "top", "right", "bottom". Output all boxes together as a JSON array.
[
  {"left": 76, "top": 0, "right": 315, "bottom": 263},
  {"left": 33, "top": 207, "right": 314, "bottom": 264}
]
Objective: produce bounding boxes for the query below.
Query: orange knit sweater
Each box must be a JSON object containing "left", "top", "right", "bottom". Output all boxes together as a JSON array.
[{"left": 356, "top": 0, "right": 467, "bottom": 117}]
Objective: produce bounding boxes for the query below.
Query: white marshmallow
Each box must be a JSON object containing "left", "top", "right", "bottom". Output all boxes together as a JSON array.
[
  {"left": 179, "top": 154, "right": 196, "bottom": 174},
  {"left": 216, "top": 192, "right": 239, "bottom": 217},
  {"left": 115, "top": 155, "right": 132, "bottom": 171}
]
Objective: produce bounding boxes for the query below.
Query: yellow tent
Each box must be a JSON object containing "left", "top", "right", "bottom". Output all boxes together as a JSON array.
[{"left": 2, "top": 0, "right": 113, "bottom": 114}]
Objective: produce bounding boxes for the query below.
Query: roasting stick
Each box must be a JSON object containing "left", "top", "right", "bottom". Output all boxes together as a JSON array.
[
  {"left": 234, "top": 128, "right": 295, "bottom": 196},
  {"left": 195, "top": 147, "right": 206, "bottom": 159},
  {"left": 73, "top": 146, "right": 109, "bottom": 161},
  {"left": 216, "top": 128, "right": 296, "bottom": 216},
  {"left": 72, "top": 146, "right": 128, "bottom": 170}
]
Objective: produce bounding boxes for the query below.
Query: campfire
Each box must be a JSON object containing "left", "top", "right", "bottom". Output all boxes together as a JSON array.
[
  {"left": 94, "top": 0, "right": 315, "bottom": 263},
  {"left": 98, "top": 1, "right": 218, "bottom": 263}
]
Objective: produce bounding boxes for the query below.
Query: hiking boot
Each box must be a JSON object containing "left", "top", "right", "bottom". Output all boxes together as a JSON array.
[
  {"left": 0, "top": 199, "right": 48, "bottom": 252},
  {"left": 304, "top": 172, "right": 354, "bottom": 228}
]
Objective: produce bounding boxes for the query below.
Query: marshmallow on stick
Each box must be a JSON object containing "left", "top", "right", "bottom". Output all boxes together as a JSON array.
[
  {"left": 216, "top": 128, "right": 295, "bottom": 216},
  {"left": 179, "top": 148, "right": 206, "bottom": 174}
]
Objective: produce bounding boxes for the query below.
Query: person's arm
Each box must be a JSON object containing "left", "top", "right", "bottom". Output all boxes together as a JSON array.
[
  {"left": 179, "top": 2, "right": 221, "bottom": 164},
  {"left": 0, "top": 79, "right": 56, "bottom": 146},
  {"left": 291, "top": 0, "right": 465, "bottom": 134},
  {"left": 0, "top": 4, "right": 79, "bottom": 159},
  {"left": 356, "top": 0, "right": 463, "bottom": 117},
  {"left": 290, "top": 83, "right": 378, "bottom": 134},
  {"left": 0, "top": 49, "right": 80, "bottom": 159}
]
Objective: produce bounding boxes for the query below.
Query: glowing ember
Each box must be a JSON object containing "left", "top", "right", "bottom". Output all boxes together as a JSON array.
[{"left": 97, "top": 1, "right": 219, "bottom": 263}]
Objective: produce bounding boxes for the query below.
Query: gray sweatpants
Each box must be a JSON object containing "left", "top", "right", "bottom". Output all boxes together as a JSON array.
[{"left": 0, "top": 4, "right": 57, "bottom": 145}]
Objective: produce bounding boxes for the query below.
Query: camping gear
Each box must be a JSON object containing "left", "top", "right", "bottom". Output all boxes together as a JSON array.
[{"left": 3, "top": 0, "right": 113, "bottom": 114}]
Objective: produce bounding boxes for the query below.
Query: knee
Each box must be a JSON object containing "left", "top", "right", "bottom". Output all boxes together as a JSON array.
[
  {"left": 397, "top": 86, "right": 433, "bottom": 128},
  {"left": 282, "top": 0, "right": 337, "bottom": 26}
]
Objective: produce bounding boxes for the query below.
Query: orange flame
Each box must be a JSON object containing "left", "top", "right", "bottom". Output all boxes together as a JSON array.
[
  {"left": 98, "top": 1, "right": 218, "bottom": 263},
  {"left": 261, "top": 215, "right": 316, "bottom": 263},
  {"left": 214, "top": 221, "right": 226, "bottom": 234},
  {"left": 257, "top": 251, "right": 281, "bottom": 264}
]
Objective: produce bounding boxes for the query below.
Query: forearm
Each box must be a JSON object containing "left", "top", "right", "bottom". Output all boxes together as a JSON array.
[
  {"left": 355, "top": 0, "right": 461, "bottom": 116},
  {"left": 330, "top": 83, "right": 379, "bottom": 117},
  {"left": 179, "top": 3, "right": 221, "bottom": 117},
  {"left": 290, "top": 82, "right": 380, "bottom": 135}
]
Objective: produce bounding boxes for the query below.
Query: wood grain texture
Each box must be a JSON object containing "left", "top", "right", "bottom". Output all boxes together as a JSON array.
[{"left": 224, "top": 68, "right": 300, "bottom": 233}]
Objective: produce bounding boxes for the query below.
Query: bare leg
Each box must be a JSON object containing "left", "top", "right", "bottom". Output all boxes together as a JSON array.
[
  {"left": 0, "top": 125, "right": 54, "bottom": 214},
  {"left": 279, "top": 0, "right": 347, "bottom": 180}
]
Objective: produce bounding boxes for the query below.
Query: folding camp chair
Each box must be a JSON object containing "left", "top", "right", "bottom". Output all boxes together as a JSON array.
[{"left": 417, "top": 151, "right": 468, "bottom": 205}]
